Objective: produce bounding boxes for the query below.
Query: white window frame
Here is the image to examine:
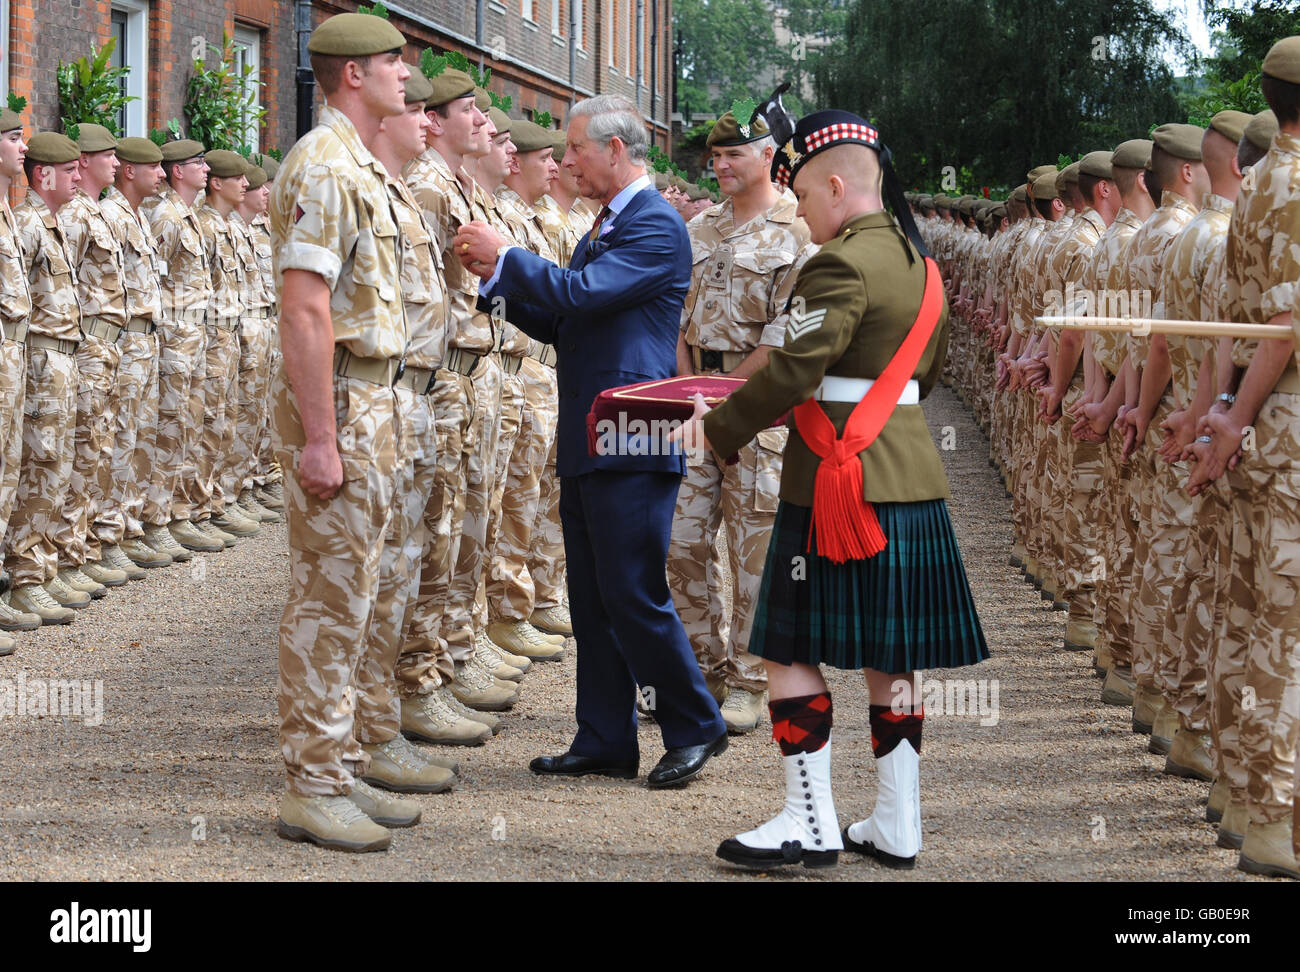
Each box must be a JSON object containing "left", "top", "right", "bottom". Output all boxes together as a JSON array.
[
  {"left": 607, "top": 0, "right": 616, "bottom": 68},
  {"left": 111, "top": 0, "right": 149, "bottom": 137},
  {"left": 551, "top": 0, "right": 562, "bottom": 36},
  {"left": 574, "top": 0, "right": 584, "bottom": 50},
  {"left": 1, "top": 0, "right": 10, "bottom": 102},
  {"left": 233, "top": 24, "right": 262, "bottom": 153},
  {"left": 522, "top": 0, "right": 535, "bottom": 22}
]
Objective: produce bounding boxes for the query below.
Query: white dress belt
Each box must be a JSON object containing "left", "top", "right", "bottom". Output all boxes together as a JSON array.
[{"left": 815, "top": 376, "right": 920, "bottom": 405}]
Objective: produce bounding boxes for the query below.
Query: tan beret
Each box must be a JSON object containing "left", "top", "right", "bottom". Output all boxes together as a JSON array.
[
  {"left": 244, "top": 163, "right": 268, "bottom": 189},
  {"left": 1010, "top": 185, "right": 1028, "bottom": 204},
  {"left": 160, "top": 138, "right": 205, "bottom": 162},
  {"left": 0, "top": 109, "right": 21, "bottom": 133},
  {"left": 26, "top": 132, "right": 80, "bottom": 165},
  {"left": 258, "top": 155, "right": 279, "bottom": 180},
  {"left": 511, "top": 118, "right": 553, "bottom": 154},
  {"left": 1152, "top": 123, "right": 1204, "bottom": 161},
  {"left": 551, "top": 129, "right": 567, "bottom": 161},
  {"left": 307, "top": 12, "right": 406, "bottom": 56},
  {"left": 1032, "top": 171, "right": 1060, "bottom": 200},
  {"left": 474, "top": 87, "right": 491, "bottom": 112},
  {"left": 75, "top": 123, "right": 117, "bottom": 153},
  {"left": 404, "top": 64, "right": 433, "bottom": 105},
  {"left": 1056, "top": 161, "right": 1081, "bottom": 189},
  {"left": 116, "top": 137, "right": 163, "bottom": 164},
  {"left": 1245, "top": 109, "right": 1279, "bottom": 152},
  {"left": 653, "top": 170, "right": 669, "bottom": 189},
  {"left": 1078, "top": 150, "right": 1113, "bottom": 179},
  {"left": 486, "top": 107, "right": 512, "bottom": 135},
  {"left": 706, "top": 110, "right": 771, "bottom": 147},
  {"left": 1209, "top": 109, "right": 1253, "bottom": 146},
  {"left": 1262, "top": 36, "right": 1300, "bottom": 84},
  {"left": 427, "top": 68, "right": 475, "bottom": 108},
  {"left": 205, "top": 149, "right": 247, "bottom": 179},
  {"left": 1027, "top": 164, "right": 1057, "bottom": 182},
  {"left": 1111, "top": 138, "right": 1152, "bottom": 169}
]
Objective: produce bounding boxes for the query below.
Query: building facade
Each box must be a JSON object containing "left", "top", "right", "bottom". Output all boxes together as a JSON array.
[{"left": 1, "top": 0, "right": 673, "bottom": 156}]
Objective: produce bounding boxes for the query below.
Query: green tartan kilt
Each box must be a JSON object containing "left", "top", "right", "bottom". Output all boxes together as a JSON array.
[{"left": 749, "top": 498, "right": 990, "bottom": 673}]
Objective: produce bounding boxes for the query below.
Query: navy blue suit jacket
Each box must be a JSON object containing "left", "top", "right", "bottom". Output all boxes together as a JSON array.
[{"left": 481, "top": 185, "right": 691, "bottom": 477}]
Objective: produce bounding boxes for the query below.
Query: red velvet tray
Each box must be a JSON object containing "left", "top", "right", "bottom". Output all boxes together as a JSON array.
[{"left": 586, "top": 375, "right": 784, "bottom": 461}]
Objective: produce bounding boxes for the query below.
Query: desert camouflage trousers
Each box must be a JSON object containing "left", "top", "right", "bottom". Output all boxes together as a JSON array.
[
  {"left": 196, "top": 324, "right": 240, "bottom": 519},
  {"left": 4, "top": 346, "right": 75, "bottom": 586},
  {"left": 1061, "top": 402, "right": 1104, "bottom": 632},
  {"left": 255, "top": 331, "right": 282, "bottom": 486},
  {"left": 529, "top": 401, "right": 566, "bottom": 612},
  {"left": 668, "top": 426, "right": 785, "bottom": 693},
  {"left": 351, "top": 383, "right": 431, "bottom": 744},
  {"left": 1163, "top": 479, "right": 1230, "bottom": 733},
  {"left": 475, "top": 359, "right": 525, "bottom": 630},
  {"left": 61, "top": 335, "right": 121, "bottom": 568},
  {"left": 1214, "top": 392, "right": 1300, "bottom": 825},
  {"left": 443, "top": 353, "right": 502, "bottom": 661},
  {"left": 1093, "top": 426, "right": 1137, "bottom": 671},
  {"left": 0, "top": 340, "right": 25, "bottom": 541},
  {"left": 101, "top": 331, "right": 159, "bottom": 542},
  {"left": 487, "top": 357, "right": 558, "bottom": 622},
  {"left": 397, "top": 369, "right": 471, "bottom": 695},
  {"left": 273, "top": 369, "right": 401, "bottom": 796},
  {"left": 144, "top": 319, "right": 206, "bottom": 526},
  {"left": 229, "top": 315, "right": 274, "bottom": 499}
]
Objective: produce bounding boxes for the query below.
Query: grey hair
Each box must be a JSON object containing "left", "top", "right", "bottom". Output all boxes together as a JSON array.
[
  {"left": 570, "top": 95, "right": 649, "bottom": 164},
  {"left": 746, "top": 135, "right": 773, "bottom": 157}
]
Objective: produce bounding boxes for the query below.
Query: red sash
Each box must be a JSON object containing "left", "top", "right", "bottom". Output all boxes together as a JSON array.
[{"left": 791, "top": 256, "right": 942, "bottom": 563}]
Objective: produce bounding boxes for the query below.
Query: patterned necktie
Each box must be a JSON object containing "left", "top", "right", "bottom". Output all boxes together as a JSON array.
[{"left": 588, "top": 205, "right": 613, "bottom": 243}]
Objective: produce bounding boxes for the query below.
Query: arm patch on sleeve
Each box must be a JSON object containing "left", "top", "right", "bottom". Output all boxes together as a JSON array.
[{"left": 786, "top": 305, "right": 827, "bottom": 341}]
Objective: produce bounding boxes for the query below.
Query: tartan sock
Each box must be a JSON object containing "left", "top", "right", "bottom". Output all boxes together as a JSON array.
[
  {"left": 869, "top": 703, "right": 923, "bottom": 758},
  {"left": 769, "top": 692, "right": 833, "bottom": 755}
]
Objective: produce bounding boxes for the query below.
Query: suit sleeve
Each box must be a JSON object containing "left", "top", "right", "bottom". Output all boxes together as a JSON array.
[
  {"left": 703, "top": 248, "right": 866, "bottom": 459},
  {"left": 493, "top": 207, "right": 687, "bottom": 318}
]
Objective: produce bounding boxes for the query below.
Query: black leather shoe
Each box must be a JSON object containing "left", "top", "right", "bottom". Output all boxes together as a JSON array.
[
  {"left": 646, "top": 731, "right": 729, "bottom": 789},
  {"left": 529, "top": 752, "right": 638, "bottom": 779}
]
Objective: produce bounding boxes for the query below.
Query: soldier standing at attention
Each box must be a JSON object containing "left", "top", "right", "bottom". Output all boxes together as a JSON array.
[
  {"left": 0, "top": 102, "right": 40, "bottom": 650},
  {"left": 142, "top": 140, "right": 222, "bottom": 554},
  {"left": 270, "top": 13, "right": 424, "bottom": 853},
  {"left": 668, "top": 104, "right": 815, "bottom": 733},
  {"left": 100, "top": 138, "right": 182, "bottom": 571},
  {"left": 58, "top": 124, "right": 134, "bottom": 594},
  {"left": 195, "top": 149, "right": 257, "bottom": 542},
  {"left": 7, "top": 133, "right": 85, "bottom": 626}
]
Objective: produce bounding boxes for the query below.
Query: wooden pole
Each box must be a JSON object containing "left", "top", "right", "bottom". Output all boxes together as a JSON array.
[{"left": 1034, "top": 315, "right": 1294, "bottom": 341}]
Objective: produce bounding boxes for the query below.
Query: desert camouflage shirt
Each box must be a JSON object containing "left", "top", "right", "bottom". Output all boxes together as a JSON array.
[
  {"left": 385, "top": 174, "right": 448, "bottom": 371},
  {"left": 14, "top": 190, "right": 82, "bottom": 341},
  {"left": 0, "top": 201, "right": 32, "bottom": 330},
  {"left": 1161, "top": 193, "right": 1232, "bottom": 406},
  {"left": 100, "top": 187, "right": 162, "bottom": 326},
  {"left": 144, "top": 184, "right": 212, "bottom": 324},
  {"left": 60, "top": 188, "right": 127, "bottom": 328}
]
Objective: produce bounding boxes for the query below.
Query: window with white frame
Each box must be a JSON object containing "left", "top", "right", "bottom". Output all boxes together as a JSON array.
[
  {"left": 1, "top": 0, "right": 10, "bottom": 102},
  {"left": 110, "top": 0, "right": 148, "bottom": 137},
  {"left": 574, "top": 0, "right": 584, "bottom": 49},
  {"left": 522, "top": 0, "right": 534, "bottom": 21},
  {"left": 552, "top": 0, "right": 562, "bottom": 36},
  {"left": 233, "top": 25, "right": 262, "bottom": 153}
]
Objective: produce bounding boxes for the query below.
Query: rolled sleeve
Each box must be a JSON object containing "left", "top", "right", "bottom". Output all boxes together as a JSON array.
[{"left": 277, "top": 241, "right": 344, "bottom": 289}]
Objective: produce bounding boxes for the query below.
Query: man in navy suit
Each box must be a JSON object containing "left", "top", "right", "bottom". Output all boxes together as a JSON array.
[{"left": 455, "top": 95, "right": 728, "bottom": 787}]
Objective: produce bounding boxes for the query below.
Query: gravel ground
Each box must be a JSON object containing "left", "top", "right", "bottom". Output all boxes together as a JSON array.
[{"left": 0, "top": 384, "right": 1262, "bottom": 881}]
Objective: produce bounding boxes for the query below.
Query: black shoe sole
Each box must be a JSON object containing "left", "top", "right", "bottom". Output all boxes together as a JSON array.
[
  {"left": 716, "top": 839, "right": 838, "bottom": 869},
  {"left": 1164, "top": 759, "right": 1214, "bottom": 782},
  {"left": 0, "top": 620, "right": 42, "bottom": 632},
  {"left": 1063, "top": 640, "right": 1093, "bottom": 652},
  {"left": 530, "top": 765, "right": 639, "bottom": 779},
  {"left": 1147, "top": 736, "right": 1173, "bottom": 756},
  {"left": 646, "top": 735, "right": 729, "bottom": 789},
  {"left": 1132, "top": 720, "right": 1153, "bottom": 735},
  {"left": 1238, "top": 854, "right": 1300, "bottom": 879},
  {"left": 1217, "top": 829, "right": 1244, "bottom": 850},
  {"left": 841, "top": 827, "right": 917, "bottom": 869},
  {"left": 276, "top": 820, "right": 390, "bottom": 852}
]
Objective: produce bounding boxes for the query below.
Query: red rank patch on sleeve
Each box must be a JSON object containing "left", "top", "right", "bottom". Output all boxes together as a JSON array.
[{"left": 294, "top": 205, "right": 305, "bottom": 223}]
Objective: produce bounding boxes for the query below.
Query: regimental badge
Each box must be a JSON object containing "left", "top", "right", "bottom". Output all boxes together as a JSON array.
[
  {"left": 786, "top": 305, "right": 827, "bottom": 341},
  {"left": 782, "top": 141, "right": 803, "bottom": 167},
  {"left": 739, "top": 122, "right": 751, "bottom": 138}
]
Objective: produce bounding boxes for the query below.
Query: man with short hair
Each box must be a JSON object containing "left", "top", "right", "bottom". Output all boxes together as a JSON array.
[
  {"left": 0, "top": 103, "right": 40, "bottom": 649},
  {"left": 58, "top": 124, "right": 135, "bottom": 595},
  {"left": 456, "top": 94, "right": 729, "bottom": 787},
  {"left": 271, "top": 13, "right": 426, "bottom": 852},
  {"left": 196, "top": 149, "right": 256, "bottom": 542},
  {"left": 668, "top": 105, "right": 815, "bottom": 732},
  {"left": 142, "top": 140, "right": 221, "bottom": 555},
  {"left": 101, "top": 137, "right": 179, "bottom": 571},
  {"left": 7, "top": 133, "right": 85, "bottom": 626}
]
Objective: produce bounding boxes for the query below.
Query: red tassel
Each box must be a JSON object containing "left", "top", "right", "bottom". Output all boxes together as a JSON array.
[{"left": 806, "top": 441, "right": 887, "bottom": 564}]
